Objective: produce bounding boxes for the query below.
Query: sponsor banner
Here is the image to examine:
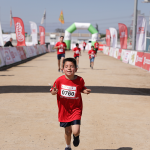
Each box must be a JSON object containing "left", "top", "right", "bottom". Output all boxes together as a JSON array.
[
  {"left": 23, "top": 46, "right": 30, "bottom": 58},
  {"left": 129, "top": 51, "right": 137, "bottom": 66},
  {"left": 120, "top": 49, "right": 125, "bottom": 61},
  {"left": 34, "top": 45, "right": 39, "bottom": 55},
  {"left": 142, "top": 53, "right": 150, "bottom": 72},
  {"left": 118, "top": 23, "right": 128, "bottom": 49},
  {"left": 103, "top": 46, "right": 106, "bottom": 54},
  {"left": 109, "top": 47, "right": 115, "bottom": 57},
  {"left": 136, "top": 16, "right": 147, "bottom": 51},
  {"left": 9, "top": 47, "right": 21, "bottom": 62},
  {"left": 106, "top": 29, "right": 111, "bottom": 47},
  {"left": 106, "top": 47, "right": 110, "bottom": 55},
  {"left": 0, "top": 48, "right": 5, "bottom": 67},
  {"left": 98, "top": 44, "right": 104, "bottom": 51},
  {"left": 109, "top": 28, "right": 118, "bottom": 48},
  {"left": 114, "top": 48, "right": 119, "bottom": 59},
  {"left": 30, "top": 46, "right": 37, "bottom": 56},
  {"left": 117, "top": 49, "right": 122, "bottom": 60},
  {"left": 37, "top": 45, "right": 42, "bottom": 54},
  {"left": 13, "top": 17, "right": 26, "bottom": 46},
  {"left": 29, "top": 21, "right": 38, "bottom": 45},
  {"left": 135, "top": 52, "right": 144, "bottom": 68},
  {"left": 122, "top": 50, "right": 131, "bottom": 64},
  {"left": 39, "top": 26, "right": 45, "bottom": 45},
  {"left": 16, "top": 47, "right": 27, "bottom": 60},
  {"left": 3, "top": 47, "right": 14, "bottom": 65}
]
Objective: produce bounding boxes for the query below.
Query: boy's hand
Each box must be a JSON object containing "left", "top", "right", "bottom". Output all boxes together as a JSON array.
[
  {"left": 51, "top": 84, "right": 58, "bottom": 95},
  {"left": 83, "top": 89, "right": 91, "bottom": 95}
]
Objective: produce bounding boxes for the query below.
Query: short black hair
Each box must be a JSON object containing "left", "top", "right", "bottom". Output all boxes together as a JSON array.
[
  {"left": 60, "top": 36, "right": 64, "bottom": 38},
  {"left": 91, "top": 46, "right": 94, "bottom": 48},
  {"left": 63, "top": 58, "right": 77, "bottom": 68},
  {"left": 76, "top": 43, "right": 79, "bottom": 46}
]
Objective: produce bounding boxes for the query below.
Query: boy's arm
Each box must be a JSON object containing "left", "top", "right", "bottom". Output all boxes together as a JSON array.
[
  {"left": 50, "top": 83, "right": 58, "bottom": 95},
  {"left": 54, "top": 43, "right": 60, "bottom": 49},
  {"left": 82, "top": 89, "right": 91, "bottom": 94}
]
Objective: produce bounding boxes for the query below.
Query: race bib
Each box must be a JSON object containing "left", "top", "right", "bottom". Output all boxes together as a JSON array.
[
  {"left": 91, "top": 54, "right": 95, "bottom": 58},
  {"left": 59, "top": 49, "right": 63, "bottom": 52},
  {"left": 61, "top": 84, "right": 76, "bottom": 98},
  {"left": 76, "top": 50, "right": 79, "bottom": 54}
]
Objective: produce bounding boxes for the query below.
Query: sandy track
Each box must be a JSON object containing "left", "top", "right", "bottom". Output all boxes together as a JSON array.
[{"left": 0, "top": 51, "right": 150, "bottom": 150}]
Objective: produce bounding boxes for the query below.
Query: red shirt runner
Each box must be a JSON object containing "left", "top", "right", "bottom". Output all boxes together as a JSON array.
[
  {"left": 73, "top": 47, "right": 81, "bottom": 57},
  {"left": 88, "top": 50, "right": 96, "bottom": 59},
  {"left": 83, "top": 42, "right": 86, "bottom": 47},
  {"left": 94, "top": 42, "right": 99, "bottom": 48},
  {"left": 50, "top": 75, "right": 86, "bottom": 122},
  {"left": 55, "top": 42, "right": 67, "bottom": 55}
]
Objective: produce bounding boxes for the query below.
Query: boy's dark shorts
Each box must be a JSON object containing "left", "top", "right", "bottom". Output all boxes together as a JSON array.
[
  {"left": 57, "top": 53, "right": 65, "bottom": 60},
  {"left": 60, "top": 120, "right": 81, "bottom": 128},
  {"left": 74, "top": 56, "right": 79, "bottom": 59}
]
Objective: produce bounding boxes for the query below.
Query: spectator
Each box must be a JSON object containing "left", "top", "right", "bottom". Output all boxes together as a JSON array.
[{"left": 4, "top": 38, "right": 14, "bottom": 47}]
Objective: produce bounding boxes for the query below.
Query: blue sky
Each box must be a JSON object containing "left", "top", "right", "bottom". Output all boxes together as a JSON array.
[{"left": 0, "top": 0, "right": 150, "bottom": 34}]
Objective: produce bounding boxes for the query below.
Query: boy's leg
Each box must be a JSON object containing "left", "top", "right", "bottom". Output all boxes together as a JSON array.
[
  {"left": 61, "top": 56, "right": 65, "bottom": 71},
  {"left": 65, "top": 126, "right": 72, "bottom": 146},
  {"left": 58, "top": 59, "right": 60, "bottom": 70},
  {"left": 76, "top": 57, "right": 79, "bottom": 67},
  {"left": 72, "top": 124, "right": 80, "bottom": 147}
]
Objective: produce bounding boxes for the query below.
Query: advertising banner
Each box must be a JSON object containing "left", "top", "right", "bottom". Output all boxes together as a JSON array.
[
  {"left": 9, "top": 47, "right": 21, "bottom": 62},
  {"left": 98, "top": 44, "right": 104, "bottom": 51},
  {"left": 109, "top": 28, "right": 118, "bottom": 48},
  {"left": 118, "top": 23, "right": 128, "bottom": 49},
  {"left": 136, "top": 16, "right": 147, "bottom": 51},
  {"left": 129, "top": 51, "right": 137, "bottom": 66},
  {"left": 106, "top": 29, "right": 111, "bottom": 47},
  {"left": 122, "top": 50, "right": 131, "bottom": 64},
  {"left": 0, "top": 49, "right": 5, "bottom": 67},
  {"left": 29, "top": 21, "right": 38, "bottom": 45},
  {"left": 3, "top": 48, "right": 14, "bottom": 65},
  {"left": 16, "top": 47, "right": 27, "bottom": 60},
  {"left": 13, "top": 17, "right": 26, "bottom": 46},
  {"left": 117, "top": 49, "right": 122, "bottom": 60},
  {"left": 39, "top": 26, "right": 45, "bottom": 45},
  {"left": 135, "top": 52, "right": 144, "bottom": 68},
  {"left": 109, "top": 47, "right": 115, "bottom": 57},
  {"left": 114, "top": 48, "right": 119, "bottom": 59},
  {"left": 142, "top": 53, "right": 150, "bottom": 72}
]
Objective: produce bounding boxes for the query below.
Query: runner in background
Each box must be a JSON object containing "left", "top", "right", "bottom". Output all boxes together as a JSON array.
[
  {"left": 88, "top": 46, "right": 96, "bottom": 69},
  {"left": 54, "top": 36, "right": 67, "bottom": 72},
  {"left": 73, "top": 43, "right": 81, "bottom": 68},
  {"left": 83, "top": 41, "right": 86, "bottom": 52},
  {"left": 94, "top": 40, "right": 99, "bottom": 55}
]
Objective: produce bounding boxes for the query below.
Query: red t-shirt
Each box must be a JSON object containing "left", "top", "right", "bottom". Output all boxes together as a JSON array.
[
  {"left": 73, "top": 47, "right": 81, "bottom": 57},
  {"left": 55, "top": 42, "right": 67, "bottom": 54},
  {"left": 88, "top": 50, "right": 96, "bottom": 59},
  {"left": 83, "top": 42, "right": 86, "bottom": 47},
  {"left": 94, "top": 42, "right": 99, "bottom": 48},
  {"left": 50, "top": 75, "right": 86, "bottom": 122}
]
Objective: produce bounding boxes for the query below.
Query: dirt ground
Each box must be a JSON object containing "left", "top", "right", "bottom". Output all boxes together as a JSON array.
[{"left": 0, "top": 51, "right": 150, "bottom": 150}]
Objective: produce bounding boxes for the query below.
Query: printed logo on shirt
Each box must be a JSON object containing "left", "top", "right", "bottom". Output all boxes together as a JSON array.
[
  {"left": 76, "top": 50, "right": 79, "bottom": 54},
  {"left": 61, "top": 84, "right": 76, "bottom": 98}
]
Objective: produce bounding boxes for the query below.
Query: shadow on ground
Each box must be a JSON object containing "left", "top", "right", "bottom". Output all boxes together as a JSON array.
[
  {"left": 0, "top": 86, "right": 150, "bottom": 96},
  {"left": 95, "top": 147, "right": 132, "bottom": 150}
]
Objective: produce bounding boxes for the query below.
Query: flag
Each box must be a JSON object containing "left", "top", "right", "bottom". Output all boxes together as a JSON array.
[
  {"left": 39, "top": 26, "right": 45, "bottom": 45},
  {"left": 118, "top": 23, "right": 128, "bottom": 49},
  {"left": 59, "top": 10, "right": 64, "bottom": 24},
  {"left": 29, "top": 21, "right": 38, "bottom": 45},
  {"left": 13, "top": 17, "right": 26, "bottom": 46},
  {"left": 10, "top": 10, "right": 12, "bottom": 27},
  {"left": 0, "top": 22, "right": 4, "bottom": 46},
  {"left": 41, "top": 10, "right": 46, "bottom": 24},
  {"left": 136, "top": 16, "right": 147, "bottom": 51},
  {"left": 106, "top": 29, "right": 111, "bottom": 47},
  {"left": 109, "top": 28, "right": 118, "bottom": 48}
]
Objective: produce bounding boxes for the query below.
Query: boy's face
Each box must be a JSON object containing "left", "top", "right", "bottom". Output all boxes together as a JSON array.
[
  {"left": 63, "top": 61, "right": 77, "bottom": 76},
  {"left": 91, "top": 47, "right": 94, "bottom": 50},
  {"left": 60, "top": 37, "right": 64, "bottom": 42},
  {"left": 76, "top": 45, "right": 79, "bottom": 48}
]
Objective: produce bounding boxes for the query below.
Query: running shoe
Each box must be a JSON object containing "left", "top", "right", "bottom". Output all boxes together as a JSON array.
[
  {"left": 91, "top": 67, "right": 93, "bottom": 69},
  {"left": 58, "top": 69, "right": 60, "bottom": 72},
  {"left": 65, "top": 147, "right": 72, "bottom": 150},
  {"left": 73, "top": 135, "right": 80, "bottom": 147}
]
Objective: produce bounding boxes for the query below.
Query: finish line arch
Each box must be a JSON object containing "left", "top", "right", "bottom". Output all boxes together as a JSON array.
[{"left": 64, "top": 22, "right": 98, "bottom": 49}]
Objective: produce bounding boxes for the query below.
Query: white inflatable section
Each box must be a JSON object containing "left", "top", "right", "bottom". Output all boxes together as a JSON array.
[
  {"left": 74, "top": 23, "right": 90, "bottom": 30},
  {"left": 92, "top": 33, "right": 98, "bottom": 41},
  {"left": 64, "top": 31, "right": 71, "bottom": 40}
]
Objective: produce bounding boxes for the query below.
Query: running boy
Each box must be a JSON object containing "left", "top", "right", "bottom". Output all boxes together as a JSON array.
[
  {"left": 88, "top": 46, "right": 96, "bottom": 69},
  {"left": 54, "top": 36, "right": 67, "bottom": 72},
  {"left": 94, "top": 40, "right": 99, "bottom": 55},
  {"left": 83, "top": 41, "right": 86, "bottom": 52},
  {"left": 73, "top": 43, "right": 81, "bottom": 68},
  {"left": 50, "top": 58, "right": 91, "bottom": 150}
]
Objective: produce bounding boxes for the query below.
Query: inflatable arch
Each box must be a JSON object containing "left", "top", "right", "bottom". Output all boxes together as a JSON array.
[{"left": 64, "top": 22, "right": 98, "bottom": 49}]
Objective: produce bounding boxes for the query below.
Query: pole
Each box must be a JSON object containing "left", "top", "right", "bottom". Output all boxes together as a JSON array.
[{"left": 132, "top": 0, "right": 138, "bottom": 50}]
